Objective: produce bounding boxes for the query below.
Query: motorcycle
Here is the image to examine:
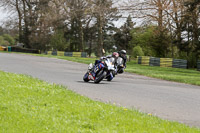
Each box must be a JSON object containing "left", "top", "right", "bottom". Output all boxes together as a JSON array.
[{"left": 83, "top": 57, "right": 115, "bottom": 83}]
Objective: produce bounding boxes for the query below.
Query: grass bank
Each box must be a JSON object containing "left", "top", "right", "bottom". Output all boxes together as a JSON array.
[
  {"left": 0, "top": 71, "right": 199, "bottom": 132},
  {"left": 126, "top": 61, "right": 200, "bottom": 86}
]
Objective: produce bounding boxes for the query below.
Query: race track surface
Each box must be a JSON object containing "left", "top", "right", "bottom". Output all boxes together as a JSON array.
[{"left": 0, "top": 53, "right": 200, "bottom": 127}]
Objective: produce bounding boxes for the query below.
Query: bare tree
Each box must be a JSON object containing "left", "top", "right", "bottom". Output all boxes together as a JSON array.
[{"left": 0, "top": 0, "right": 23, "bottom": 43}]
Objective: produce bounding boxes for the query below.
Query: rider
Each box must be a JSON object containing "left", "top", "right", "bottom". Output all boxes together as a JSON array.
[
  {"left": 94, "top": 52, "right": 119, "bottom": 65},
  {"left": 117, "top": 50, "right": 127, "bottom": 73},
  {"left": 93, "top": 50, "right": 127, "bottom": 71},
  {"left": 106, "top": 52, "right": 119, "bottom": 65}
]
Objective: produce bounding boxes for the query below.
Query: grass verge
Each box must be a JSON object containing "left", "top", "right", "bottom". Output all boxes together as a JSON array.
[
  {"left": 126, "top": 61, "right": 200, "bottom": 86},
  {"left": 0, "top": 71, "right": 199, "bottom": 132}
]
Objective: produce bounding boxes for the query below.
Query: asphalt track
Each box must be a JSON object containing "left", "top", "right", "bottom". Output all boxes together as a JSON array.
[{"left": 0, "top": 53, "right": 200, "bottom": 127}]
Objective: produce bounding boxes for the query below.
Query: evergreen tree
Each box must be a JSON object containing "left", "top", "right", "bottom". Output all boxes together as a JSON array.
[{"left": 114, "top": 15, "right": 134, "bottom": 51}]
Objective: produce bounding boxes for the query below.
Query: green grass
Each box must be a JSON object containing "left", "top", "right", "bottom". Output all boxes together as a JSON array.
[
  {"left": 0, "top": 71, "right": 199, "bottom": 132},
  {"left": 125, "top": 61, "right": 200, "bottom": 86}
]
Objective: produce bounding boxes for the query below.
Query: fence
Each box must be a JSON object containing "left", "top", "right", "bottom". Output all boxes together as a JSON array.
[
  {"left": 46, "top": 51, "right": 87, "bottom": 57},
  {"left": 137, "top": 56, "right": 188, "bottom": 69}
]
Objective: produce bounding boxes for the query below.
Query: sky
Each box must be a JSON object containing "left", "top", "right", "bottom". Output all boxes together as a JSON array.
[{"left": 0, "top": 7, "right": 8, "bottom": 25}]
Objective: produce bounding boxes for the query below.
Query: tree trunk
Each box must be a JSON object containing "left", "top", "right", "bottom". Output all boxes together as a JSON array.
[
  {"left": 158, "top": 0, "right": 163, "bottom": 34},
  {"left": 97, "top": 14, "right": 103, "bottom": 57},
  {"left": 78, "top": 19, "right": 84, "bottom": 52},
  {"left": 22, "top": 0, "right": 31, "bottom": 48},
  {"left": 16, "top": 0, "right": 22, "bottom": 43},
  {"left": 192, "top": 7, "right": 199, "bottom": 61}
]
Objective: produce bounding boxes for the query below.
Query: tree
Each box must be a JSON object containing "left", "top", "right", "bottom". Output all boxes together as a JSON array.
[
  {"left": 0, "top": 0, "right": 23, "bottom": 43},
  {"left": 180, "top": 0, "right": 200, "bottom": 67},
  {"left": 114, "top": 15, "right": 134, "bottom": 51},
  {"left": 92, "top": 0, "right": 121, "bottom": 57},
  {"left": 132, "top": 45, "right": 144, "bottom": 58},
  {"left": 58, "top": 0, "right": 92, "bottom": 52},
  {"left": 50, "top": 30, "right": 69, "bottom": 51},
  {"left": 122, "top": 0, "right": 172, "bottom": 56},
  {"left": 2, "top": 34, "right": 15, "bottom": 45},
  {"left": 0, "top": 26, "right": 5, "bottom": 36}
]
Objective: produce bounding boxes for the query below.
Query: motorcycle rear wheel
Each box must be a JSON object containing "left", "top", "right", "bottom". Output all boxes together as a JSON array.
[{"left": 94, "top": 70, "right": 106, "bottom": 83}]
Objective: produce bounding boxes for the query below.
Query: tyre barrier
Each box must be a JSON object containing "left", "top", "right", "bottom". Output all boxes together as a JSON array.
[
  {"left": 64, "top": 52, "right": 73, "bottom": 57},
  {"left": 150, "top": 57, "right": 160, "bottom": 66},
  {"left": 141, "top": 56, "right": 150, "bottom": 66},
  {"left": 137, "top": 56, "right": 142, "bottom": 64},
  {"left": 137, "top": 56, "right": 188, "bottom": 69},
  {"left": 45, "top": 51, "right": 87, "bottom": 57},
  {"left": 57, "top": 51, "right": 64, "bottom": 56},
  {"left": 160, "top": 58, "right": 172, "bottom": 68},
  {"left": 173, "top": 59, "right": 187, "bottom": 69},
  {"left": 197, "top": 60, "right": 200, "bottom": 71},
  {"left": 72, "top": 52, "right": 82, "bottom": 57},
  {"left": 0, "top": 46, "right": 7, "bottom": 51}
]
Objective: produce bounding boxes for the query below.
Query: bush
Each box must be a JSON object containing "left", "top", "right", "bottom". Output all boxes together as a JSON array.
[
  {"left": 2, "top": 34, "right": 15, "bottom": 45},
  {"left": 132, "top": 46, "right": 144, "bottom": 58},
  {"left": 50, "top": 30, "right": 69, "bottom": 51},
  {"left": 0, "top": 36, "right": 10, "bottom": 46}
]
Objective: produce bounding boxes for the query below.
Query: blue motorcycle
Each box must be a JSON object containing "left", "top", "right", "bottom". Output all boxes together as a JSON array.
[{"left": 83, "top": 58, "right": 115, "bottom": 83}]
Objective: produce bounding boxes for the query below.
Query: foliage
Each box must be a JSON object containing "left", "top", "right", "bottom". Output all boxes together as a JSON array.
[
  {"left": 0, "top": 70, "right": 200, "bottom": 132},
  {"left": 2, "top": 34, "right": 15, "bottom": 45},
  {"left": 129, "top": 26, "right": 156, "bottom": 56},
  {"left": 129, "top": 26, "right": 172, "bottom": 57},
  {"left": 0, "top": 34, "right": 15, "bottom": 46},
  {"left": 93, "top": 0, "right": 121, "bottom": 57},
  {"left": 114, "top": 15, "right": 134, "bottom": 52},
  {"left": 179, "top": 0, "right": 200, "bottom": 67},
  {"left": 0, "top": 36, "right": 9, "bottom": 46},
  {"left": 132, "top": 46, "right": 144, "bottom": 58},
  {"left": 50, "top": 30, "right": 69, "bottom": 51}
]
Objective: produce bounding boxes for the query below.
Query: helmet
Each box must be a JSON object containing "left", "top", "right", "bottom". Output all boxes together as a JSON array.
[
  {"left": 112, "top": 52, "right": 119, "bottom": 58},
  {"left": 119, "top": 50, "right": 126, "bottom": 55}
]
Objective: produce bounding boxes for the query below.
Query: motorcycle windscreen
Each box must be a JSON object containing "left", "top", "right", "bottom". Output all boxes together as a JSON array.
[{"left": 108, "top": 57, "right": 115, "bottom": 64}]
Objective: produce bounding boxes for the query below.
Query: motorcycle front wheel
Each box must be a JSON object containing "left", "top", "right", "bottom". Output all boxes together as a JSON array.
[{"left": 83, "top": 72, "right": 89, "bottom": 82}]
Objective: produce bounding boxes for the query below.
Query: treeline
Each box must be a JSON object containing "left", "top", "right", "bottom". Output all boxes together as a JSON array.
[{"left": 0, "top": 0, "right": 200, "bottom": 67}]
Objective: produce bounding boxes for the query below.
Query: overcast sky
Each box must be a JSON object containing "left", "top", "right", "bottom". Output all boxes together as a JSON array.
[{"left": 0, "top": 7, "right": 8, "bottom": 25}]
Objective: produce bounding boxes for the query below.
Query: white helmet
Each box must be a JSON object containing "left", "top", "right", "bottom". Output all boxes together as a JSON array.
[{"left": 120, "top": 50, "right": 126, "bottom": 55}]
